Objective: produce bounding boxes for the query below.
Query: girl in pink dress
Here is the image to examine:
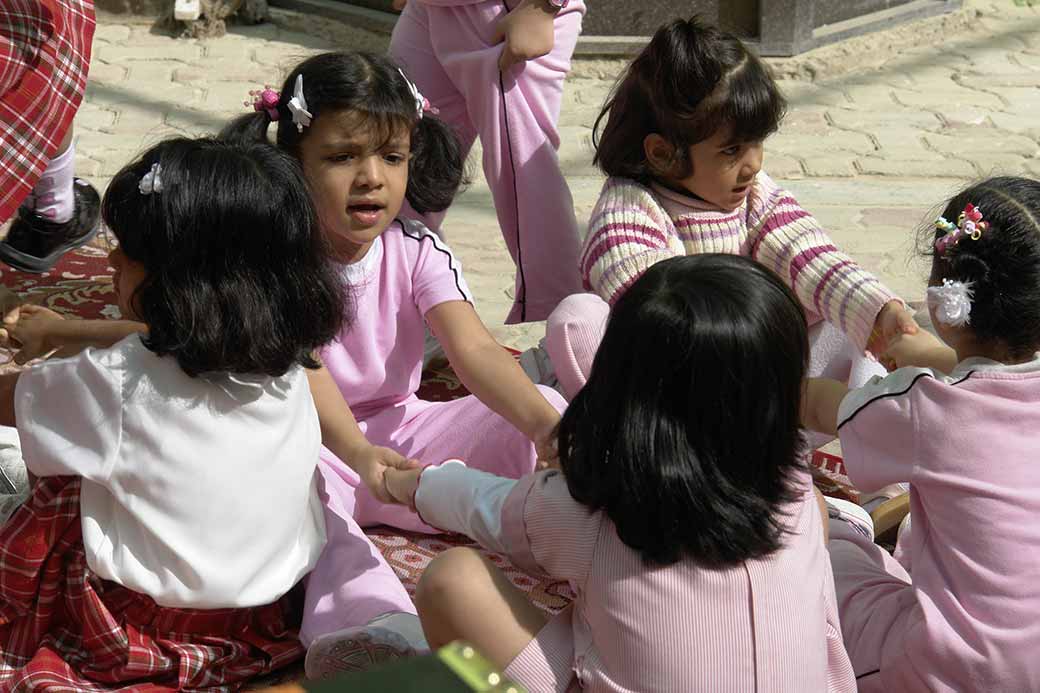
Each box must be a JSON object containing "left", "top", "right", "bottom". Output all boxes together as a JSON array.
[
  {"left": 387, "top": 254, "right": 856, "bottom": 693},
  {"left": 223, "top": 51, "right": 567, "bottom": 679},
  {"left": 526, "top": 18, "right": 918, "bottom": 420},
  {"left": 802, "top": 177, "right": 1040, "bottom": 691}
]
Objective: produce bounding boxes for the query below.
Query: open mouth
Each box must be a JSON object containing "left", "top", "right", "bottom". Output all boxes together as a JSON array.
[{"left": 347, "top": 202, "right": 385, "bottom": 225}]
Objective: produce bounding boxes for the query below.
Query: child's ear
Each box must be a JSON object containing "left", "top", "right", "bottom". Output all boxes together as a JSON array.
[{"left": 643, "top": 133, "right": 677, "bottom": 177}]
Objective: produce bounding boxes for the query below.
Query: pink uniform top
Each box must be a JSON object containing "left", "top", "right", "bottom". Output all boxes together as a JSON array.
[
  {"left": 416, "top": 462, "right": 856, "bottom": 692},
  {"left": 838, "top": 356, "right": 1040, "bottom": 691},
  {"left": 319, "top": 219, "right": 472, "bottom": 420}
]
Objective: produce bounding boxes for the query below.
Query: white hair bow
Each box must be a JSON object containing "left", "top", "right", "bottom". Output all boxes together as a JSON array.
[
  {"left": 398, "top": 68, "right": 436, "bottom": 119},
  {"left": 287, "top": 74, "right": 313, "bottom": 133},
  {"left": 927, "top": 279, "right": 974, "bottom": 327},
  {"left": 139, "top": 163, "right": 163, "bottom": 195}
]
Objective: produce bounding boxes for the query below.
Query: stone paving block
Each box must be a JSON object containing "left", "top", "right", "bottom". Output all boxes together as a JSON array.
[
  {"left": 201, "top": 81, "right": 275, "bottom": 115},
  {"left": 800, "top": 154, "right": 854, "bottom": 178},
  {"left": 987, "top": 111, "right": 1040, "bottom": 137},
  {"left": 200, "top": 39, "right": 259, "bottom": 61},
  {"left": 97, "top": 43, "right": 203, "bottom": 62},
  {"left": 174, "top": 64, "right": 271, "bottom": 85},
  {"left": 925, "top": 130, "right": 1040, "bottom": 157},
  {"left": 124, "top": 62, "right": 178, "bottom": 84},
  {"left": 1015, "top": 50, "right": 1040, "bottom": 69},
  {"left": 840, "top": 83, "right": 901, "bottom": 108},
  {"left": 894, "top": 84, "right": 1004, "bottom": 112},
  {"left": 72, "top": 156, "right": 102, "bottom": 178},
  {"left": 557, "top": 126, "right": 599, "bottom": 178},
  {"left": 777, "top": 110, "right": 831, "bottom": 136},
  {"left": 855, "top": 156, "right": 976, "bottom": 179},
  {"left": 871, "top": 130, "right": 943, "bottom": 157},
  {"left": 74, "top": 103, "right": 119, "bottom": 130},
  {"left": 776, "top": 80, "right": 851, "bottom": 108},
  {"left": 164, "top": 109, "right": 228, "bottom": 136},
  {"left": 970, "top": 153, "right": 1035, "bottom": 177},
  {"left": 934, "top": 105, "right": 993, "bottom": 127},
  {"left": 86, "top": 61, "right": 129, "bottom": 84},
  {"left": 764, "top": 154, "right": 806, "bottom": 179},
  {"left": 770, "top": 130, "right": 875, "bottom": 156},
  {"left": 825, "top": 108, "right": 941, "bottom": 132},
  {"left": 93, "top": 23, "right": 132, "bottom": 43},
  {"left": 985, "top": 86, "right": 1040, "bottom": 115}
]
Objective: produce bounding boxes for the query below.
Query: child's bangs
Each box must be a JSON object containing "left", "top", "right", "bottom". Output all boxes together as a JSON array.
[{"left": 710, "top": 63, "right": 786, "bottom": 145}]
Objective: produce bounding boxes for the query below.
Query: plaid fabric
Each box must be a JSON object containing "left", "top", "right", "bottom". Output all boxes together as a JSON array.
[
  {"left": 0, "top": 0, "right": 94, "bottom": 224},
  {"left": 0, "top": 476, "right": 305, "bottom": 692}
]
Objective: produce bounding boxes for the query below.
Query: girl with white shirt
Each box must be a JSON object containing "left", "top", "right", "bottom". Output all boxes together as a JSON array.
[{"left": 0, "top": 136, "right": 357, "bottom": 690}]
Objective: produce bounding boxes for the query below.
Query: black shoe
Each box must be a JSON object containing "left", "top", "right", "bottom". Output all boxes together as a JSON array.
[{"left": 0, "top": 179, "right": 101, "bottom": 273}]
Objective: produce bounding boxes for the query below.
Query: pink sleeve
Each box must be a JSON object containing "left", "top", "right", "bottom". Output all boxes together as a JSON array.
[
  {"left": 836, "top": 367, "right": 929, "bottom": 492},
  {"left": 747, "top": 173, "right": 899, "bottom": 351},
  {"left": 501, "top": 470, "right": 601, "bottom": 586},
  {"left": 824, "top": 562, "right": 857, "bottom": 692},
  {"left": 402, "top": 220, "right": 473, "bottom": 316}
]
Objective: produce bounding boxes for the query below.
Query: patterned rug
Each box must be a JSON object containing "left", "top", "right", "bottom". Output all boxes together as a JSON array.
[{"left": 1, "top": 246, "right": 861, "bottom": 687}]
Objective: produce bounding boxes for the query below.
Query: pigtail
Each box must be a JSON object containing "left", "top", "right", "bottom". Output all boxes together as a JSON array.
[
  {"left": 219, "top": 111, "right": 274, "bottom": 146},
  {"left": 407, "top": 115, "right": 466, "bottom": 214}
]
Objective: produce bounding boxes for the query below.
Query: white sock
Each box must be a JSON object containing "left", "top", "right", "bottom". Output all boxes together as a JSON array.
[
  {"left": 368, "top": 611, "right": 429, "bottom": 652},
  {"left": 28, "top": 143, "right": 77, "bottom": 224}
]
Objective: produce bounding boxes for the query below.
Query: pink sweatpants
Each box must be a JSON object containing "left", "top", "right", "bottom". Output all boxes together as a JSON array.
[
  {"left": 301, "top": 388, "right": 567, "bottom": 644},
  {"left": 827, "top": 520, "right": 920, "bottom": 692},
  {"left": 545, "top": 293, "right": 886, "bottom": 404},
  {"left": 390, "top": 0, "right": 585, "bottom": 324}
]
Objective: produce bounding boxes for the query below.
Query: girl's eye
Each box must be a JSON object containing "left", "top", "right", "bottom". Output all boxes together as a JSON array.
[
  {"left": 328, "top": 153, "right": 354, "bottom": 163},
  {"left": 721, "top": 146, "right": 741, "bottom": 157},
  {"left": 385, "top": 153, "right": 407, "bottom": 165}
]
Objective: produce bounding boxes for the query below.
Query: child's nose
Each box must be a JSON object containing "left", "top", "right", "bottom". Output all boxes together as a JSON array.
[
  {"left": 355, "top": 156, "right": 384, "bottom": 188},
  {"left": 742, "top": 146, "right": 764, "bottom": 178}
]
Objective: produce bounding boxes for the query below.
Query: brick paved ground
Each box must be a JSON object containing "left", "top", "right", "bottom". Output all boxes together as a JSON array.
[{"left": 71, "top": 0, "right": 1040, "bottom": 346}]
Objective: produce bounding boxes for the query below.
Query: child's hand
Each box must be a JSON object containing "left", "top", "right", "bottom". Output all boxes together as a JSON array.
[
  {"left": 0, "top": 304, "right": 66, "bottom": 364},
  {"left": 534, "top": 425, "right": 559, "bottom": 470},
  {"left": 867, "top": 300, "right": 919, "bottom": 358},
  {"left": 352, "top": 445, "right": 420, "bottom": 505},
  {"left": 493, "top": 0, "right": 557, "bottom": 71},
  {"left": 384, "top": 467, "right": 424, "bottom": 510},
  {"left": 881, "top": 329, "right": 958, "bottom": 373}
]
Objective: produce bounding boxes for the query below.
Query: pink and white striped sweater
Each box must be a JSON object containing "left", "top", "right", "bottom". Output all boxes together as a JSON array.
[{"left": 580, "top": 173, "right": 899, "bottom": 351}]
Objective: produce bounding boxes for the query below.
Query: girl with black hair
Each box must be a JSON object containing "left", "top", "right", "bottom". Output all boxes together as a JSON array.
[
  {"left": 221, "top": 51, "right": 566, "bottom": 679},
  {"left": 384, "top": 254, "right": 857, "bottom": 693},
  {"left": 524, "top": 18, "right": 917, "bottom": 420},
  {"left": 0, "top": 137, "right": 348, "bottom": 689},
  {"left": 803, "top": 176, "right": 1040, "bottom": 691}
]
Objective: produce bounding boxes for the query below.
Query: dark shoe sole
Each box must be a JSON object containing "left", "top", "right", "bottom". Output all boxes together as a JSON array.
[{"left": 0, "top": 221, "right": 99, "bottom": 274}]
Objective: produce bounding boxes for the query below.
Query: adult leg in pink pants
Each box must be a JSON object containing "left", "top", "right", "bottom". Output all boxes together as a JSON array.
[
  {"left": 390, "top": 0, "right": 585, "bottom": 323},
  {"left": 827, "top": 520, "right": 924, "bottom": 692}
]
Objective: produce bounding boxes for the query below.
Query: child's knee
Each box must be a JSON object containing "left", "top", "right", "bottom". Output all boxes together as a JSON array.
[
  {"left": 415, "top": 547, "right": 485, "bottom": 613},
  {"left": 545, "top": 293, "right": 608, "bottom": 399}
]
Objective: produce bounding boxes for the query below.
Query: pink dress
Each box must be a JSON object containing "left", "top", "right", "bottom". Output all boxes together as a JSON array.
[
  {"left": 831, "top": 356, "right": 1040, "bottom": 691},
  {"left": 415, "top": 462, "right": 856, "bottom": 692},
  {"left": 302, "top": 219, "right": 565, "bottom": 644}
]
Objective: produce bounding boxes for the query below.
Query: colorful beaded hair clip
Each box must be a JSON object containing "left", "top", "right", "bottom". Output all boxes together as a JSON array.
[
  {"left": 245, "top": 86, "right": 281, "bottom": 121},
  {"left": 934, "top": 203, "right": 988, "bottom": 256}
]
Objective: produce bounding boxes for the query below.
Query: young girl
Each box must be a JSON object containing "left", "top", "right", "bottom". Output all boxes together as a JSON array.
[
  {"left": 222, "top": 51, "right": 567, "bottom": 678},
  {"left": 389, "top": 0, "right": 585, "bottom": 323},
  {"left": 802, "top": 177, "right": 1040, "bottom": 691},
  {"left": 384, "top": 254, "right": 855, "bottom": 692},
  {"left": 528, "top": 18, "right": 917, "bottom": 406},
  {"left": 0, "top": 136, "right": 348, "bottom": 689}
]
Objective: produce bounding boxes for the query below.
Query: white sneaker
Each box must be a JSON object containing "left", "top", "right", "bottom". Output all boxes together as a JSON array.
[
  {"left": 825, "top": 497, "right": 875, "bottom": 541},
  {"left": 304, "top": 612, "right": 427, "bottom": 680},
  {"left": 519, "top": 338, "right": 559, "bottom": 388}
]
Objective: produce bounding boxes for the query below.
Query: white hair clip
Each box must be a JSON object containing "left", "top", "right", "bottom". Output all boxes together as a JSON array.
[
  {"left": 397, "top": 68, "right": 438, "bottom": 120},
  {"left": 927, "top": 279, "right": 974, "bottom": 327},
  {"left": 139, "top": 163, "right": 163, "bottom": 195},
  {"left": 287, "top": 74, "right": 313, "bottom": 133}
]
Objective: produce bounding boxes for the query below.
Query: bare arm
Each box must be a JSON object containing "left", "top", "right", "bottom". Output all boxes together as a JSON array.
[
  {"left": 427, "top": 301, "right": 561, "bottom": 462},
  {"left": 1, "top": 305, "right": 146, "bottom": 364},
  {"left": 0, "top": 372, "right": 19, "bottom": 428},
  {"left": 306, "top": 361, "right": 417, "bottom": 503},
  {"left": 801, "top": 378, "right": 850, "bottom": 437}
]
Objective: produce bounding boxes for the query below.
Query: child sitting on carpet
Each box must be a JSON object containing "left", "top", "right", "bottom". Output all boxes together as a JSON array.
[
  {"left": 385, "top": 254, "right": 857, "bottom": 693},
  {"left": 0, "top": 136, "right": 348, "bottom": 689},
  {"left": 802, "top": 176, "right": 1040, "bottom": 691},
  {"left": 221, "top": 51, "right": 566, "bottom": 679},
  {"left": 524, "top": 18, "right": 917, "bottom": 417}
]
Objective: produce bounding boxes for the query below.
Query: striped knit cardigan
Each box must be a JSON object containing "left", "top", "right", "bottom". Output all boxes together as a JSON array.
[{"left": 579, "top": 173, "right": 899, "bottom": 351}]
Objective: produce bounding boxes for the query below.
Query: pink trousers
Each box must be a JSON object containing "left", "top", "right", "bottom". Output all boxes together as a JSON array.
[
  {"left": 390, "top": 0, "right": 585, "bottom": 323},
  {"left": 545, "top": 292, "right": 886, "bottom": 401},
  {"left": 301, "top": 388, "right": 567, "bottom": 644}
]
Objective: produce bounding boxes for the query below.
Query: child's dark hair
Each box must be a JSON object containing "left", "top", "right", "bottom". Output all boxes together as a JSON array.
[
  {"left": 221, "top": 51, "right": 464, "bottom": 215},
  {"left": 922, "top": 176, "right": 1040, "bottom": 360},
  {"left": 101, "top": 137, "right": 347, "bottom": 378},
  {"left": 558, "top": 254, "right": 807, "bottom": 567},
  {"left": 593, "top": 17, "right": 786, "bottom": 184}
]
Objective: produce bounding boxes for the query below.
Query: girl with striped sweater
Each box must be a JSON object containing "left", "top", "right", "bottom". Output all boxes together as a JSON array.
[{"left": 527, "top": 18, "right": 918, "bottom": 404}]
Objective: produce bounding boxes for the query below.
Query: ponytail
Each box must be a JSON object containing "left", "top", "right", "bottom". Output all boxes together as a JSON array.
[
  {"left": 407, "top": 115, "right": 466, "bottom": 214},
  {"left": 219, "top": 111, "right": 275, "bottom": 147}
]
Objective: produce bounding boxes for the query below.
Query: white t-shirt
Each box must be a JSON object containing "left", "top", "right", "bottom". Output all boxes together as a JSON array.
[{"left": 15, "top": 335, "right": 326, "bottom": 609}]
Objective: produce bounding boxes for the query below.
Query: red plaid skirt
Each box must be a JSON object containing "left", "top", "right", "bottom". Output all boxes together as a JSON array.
[
  {"left": 0, "top": 477, "right": 305, "bottom": 691},
  {"left": 0, "top": 0, "right": 95, "bottom": 224}
]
